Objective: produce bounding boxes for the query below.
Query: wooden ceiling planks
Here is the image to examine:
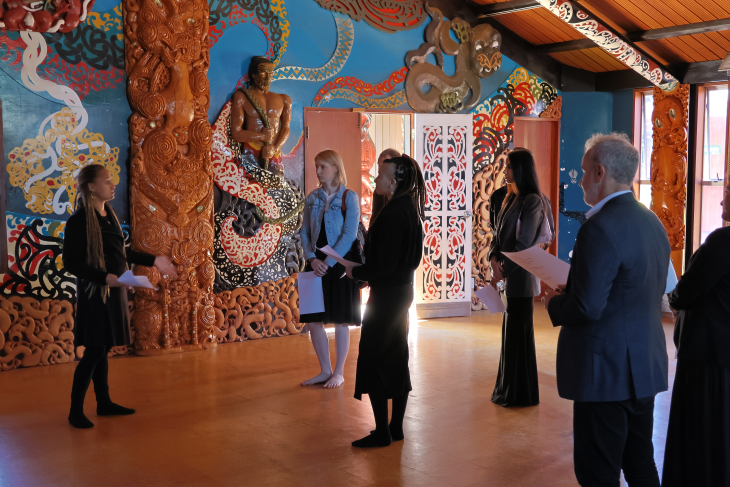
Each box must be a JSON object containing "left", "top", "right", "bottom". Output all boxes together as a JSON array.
[
  {"left": 469, "top": 0, "right": 730, "bottom": 73},
  {"left": 550, "top": 47, "right": 626, "bottom": 72},
  {"left": 492, "top": 9, "right": 583, "bottom": 44}
]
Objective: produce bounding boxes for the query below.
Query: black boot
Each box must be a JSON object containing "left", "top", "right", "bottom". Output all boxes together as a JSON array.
[
  {"left": 93, "top": 350, "right": 135, "bottom": 416},
  {"left": 68, "top": 348, "right": 104, "bottom": 429},
  {"left": 353, "top": 391, "right": 392, "bottom": 448}
]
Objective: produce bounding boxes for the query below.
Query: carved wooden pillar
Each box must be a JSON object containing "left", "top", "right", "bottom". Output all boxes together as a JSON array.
[
  {"left": 650, "top": 84, "right": 689, "bottom": 278},
  {"left": 122, "top": 0, "right": 217, "bottom": 354}
]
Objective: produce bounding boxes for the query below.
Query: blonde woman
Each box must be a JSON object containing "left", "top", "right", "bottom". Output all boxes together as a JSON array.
[{"left": 300, "top": 150, "right": 361, "bottom": 388}]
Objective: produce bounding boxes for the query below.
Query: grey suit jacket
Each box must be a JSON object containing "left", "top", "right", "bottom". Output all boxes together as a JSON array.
[
  {"left": 548, "top": 193, "right": 670, "bottom": 402},
  {"left": 488, "top": 192, "right": 555, "bottom": 297}
]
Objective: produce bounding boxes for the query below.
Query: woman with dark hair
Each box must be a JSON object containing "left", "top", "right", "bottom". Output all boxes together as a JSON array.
[
  {"left": 488, "top": 148, "right": 555, "bottom": 407},
  {"left": 62, "top": 164, "right": 176, "bottom": 429},
  {"left": 345, "top": 155, "right": 425, "bottom": 448}
]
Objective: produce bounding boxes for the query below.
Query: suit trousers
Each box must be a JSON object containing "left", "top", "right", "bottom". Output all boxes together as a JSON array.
[{"left": 573, "top": 397, "right": 660, "bottom": 487}]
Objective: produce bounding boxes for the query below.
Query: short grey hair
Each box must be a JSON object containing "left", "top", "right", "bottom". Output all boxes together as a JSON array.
[{"left": 584, "top": 133, "right": 639, "bottom": 186}]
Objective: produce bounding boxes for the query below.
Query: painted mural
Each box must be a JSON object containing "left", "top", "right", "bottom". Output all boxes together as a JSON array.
[{"left": 2, "top": 0, "right": 571, "bottom": 368}]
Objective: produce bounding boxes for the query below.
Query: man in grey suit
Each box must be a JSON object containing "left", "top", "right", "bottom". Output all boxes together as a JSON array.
[{"left": 543, "top": 133, "right": 670, "bottom": 487}]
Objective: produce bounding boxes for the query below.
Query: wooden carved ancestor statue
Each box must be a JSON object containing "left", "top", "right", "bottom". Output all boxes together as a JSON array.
[
  {"left": 404, "top": 5, "right": 502, "bottom": 113},
  {"left": 230, "top": 56, "right": 292, "bottom": 174},
  {"left": 650, "top": 84, "right": 689, "bottom": 278},
  {"left": 123, "top": 0, "right": 217, "bottom": 354}
]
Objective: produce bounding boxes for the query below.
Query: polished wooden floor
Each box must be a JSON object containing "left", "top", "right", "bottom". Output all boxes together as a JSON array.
[{"left": 0, "top": 307, "right": 675, "bottom": 487}]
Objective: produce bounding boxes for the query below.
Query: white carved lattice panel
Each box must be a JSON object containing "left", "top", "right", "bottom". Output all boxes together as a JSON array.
[{"left": 415, "top": 115, "right": 473, "bottom": 309}]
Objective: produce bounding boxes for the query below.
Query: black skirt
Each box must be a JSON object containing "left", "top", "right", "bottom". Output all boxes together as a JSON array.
[
  {"left": 491, "top": 296, "right": 539, "bottom": 407},
  {"left": 354, "top": 282, "right": 413, "bottom": 400},
  {"left": 299, "top": 224, "right": 361, "bottom": 325},
  {"left": 662, "top": 358, "right": 730, "bottom": 486}
]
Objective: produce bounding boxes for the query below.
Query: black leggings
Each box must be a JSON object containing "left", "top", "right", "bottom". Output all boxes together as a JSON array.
[
  {"left": 368, "top": 380, "right": 409, "bottom": 435},
  {"left": 70, "top": 346, "right": 111, "bottom": 412}
]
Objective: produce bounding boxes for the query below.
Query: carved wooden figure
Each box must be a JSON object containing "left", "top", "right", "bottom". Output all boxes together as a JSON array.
[
  {"left": 650, "top": 84, "right": 689, "bottom": 278},
  {"left": 405, "top": 5, "right": 502, "bottom": 113},
  {"left": 123, "top": 0, "right": 216, "bottom": 354}
]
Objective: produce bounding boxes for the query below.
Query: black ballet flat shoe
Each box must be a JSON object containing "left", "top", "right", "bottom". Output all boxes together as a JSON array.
[
  {"left": 369, "top": 425, "right": 404, "bottom": 441},
  {"left": 352, "top": 431, "right": 392, "bottom": 448},
  {"left": 68, "top": 412, "right": 94, "bottom": 429},
  {"left": 97, "top": 402, "right": 136, "bottom": 416}
]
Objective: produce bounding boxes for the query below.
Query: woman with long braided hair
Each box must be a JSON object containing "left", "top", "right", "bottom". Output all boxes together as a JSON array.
[
  {"left": 62, "top": 164, "right": 176, "bottom": 429},
  {"left": 345, "top": 155, "right": 425, "bottom": 447}
]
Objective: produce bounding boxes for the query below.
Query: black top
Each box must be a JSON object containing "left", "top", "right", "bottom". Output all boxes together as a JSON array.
[
  {"left": 371, "top": 192, "right": 387, "bottom": 222},
  {"left": 670, "top": 226, "right": 730, "bottom": 369},
  {"left": 352, "top": 195, "right": 423, "bottom": 287},
  {"left": 63, "top": 206, "right": 155, "bottom": 347},
  {"left": 488, "top": 192, "right": 555, "bottom": 297}
]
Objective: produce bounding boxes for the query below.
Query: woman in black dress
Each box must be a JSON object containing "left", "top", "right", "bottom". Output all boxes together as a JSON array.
[
  {"left": 662, "top": 183, "right": 730, "bottom": 486},
  {"left": 346, "top": 155, "right": 425, "bottom": 448},
  {"left": 63, "top": 164, "right": 176, "bottom": 429},
  {"left": 299, "top": 150, "right": 361, "bottom": 389},
  {"left": 488, "top": 149, "right": 554, "bottom": 407}
]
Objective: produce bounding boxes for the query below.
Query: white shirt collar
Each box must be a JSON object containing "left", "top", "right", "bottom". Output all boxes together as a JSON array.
[{"left": 585, "top": 190, "right": 633, "bottom": 219}]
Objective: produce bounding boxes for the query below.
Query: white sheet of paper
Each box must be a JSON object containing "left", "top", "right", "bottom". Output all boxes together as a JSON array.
[
  {"left": 118, "top": 270, "right": 157, "bottom": 290},
  {"left": 475, "top": 285, "right": 506, "bottom": 313},
  {"left": 502, "top": 246, "right": 571, "bottom": 290},
  {"left": 318, "top": 245, "right": 360, "bottom": 268},
  {"left": 297, "top": 271, "right": 325, "bottom": 315},
  {"left": 665, "top": 259, "right": 678, "bottom": 294}
]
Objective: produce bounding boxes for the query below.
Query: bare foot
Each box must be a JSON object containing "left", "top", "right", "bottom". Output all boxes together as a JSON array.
[
  {"left": 323, "top": 374, "right": 344, "bottom": 389},
  {"left": 301, "top": 371, "right": 332, "bottom": 386}
]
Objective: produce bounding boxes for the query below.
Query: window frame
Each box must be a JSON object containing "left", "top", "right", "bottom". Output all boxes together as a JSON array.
[
  {"left": 692, "top": 82, "right": 729, "bottom": 252},
  {"left": 632, "top": 88, "right": 654, "bottom": 204}
]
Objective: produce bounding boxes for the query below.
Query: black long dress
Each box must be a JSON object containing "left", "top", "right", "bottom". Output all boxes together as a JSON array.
[
  {"left": 299, "top": 223, "right": 361, "bottom": 325},
  {"left": 662, "top": 226, "right": 730, "bottom": 486},
  {"left": 62, "top": 206, "right": 155, "bottom": 348},
  {"left": 351, "top": 195, "right": 423, "bottom": 400}
]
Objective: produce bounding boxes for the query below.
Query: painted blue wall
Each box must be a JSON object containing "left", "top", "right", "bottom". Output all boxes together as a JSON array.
[
  {"left": 612, "top": 89, "right": 634, "bottom": 138},
  {"left": 558, "top": 92, "right": 613, "bottom": 262}
]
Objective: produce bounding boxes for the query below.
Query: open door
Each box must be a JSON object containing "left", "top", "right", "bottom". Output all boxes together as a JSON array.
[
  {"left": 512, "top": 117, "right": 560, "bottom": 258},
  {"left": 304, "top": 109, "right": 362, "bottom": 199},
  {"left": 513, "top": 116, "right": 560, "bottom": 300},
  {"left": 414, "top": 114, "right": 473, "bottom": 319}
]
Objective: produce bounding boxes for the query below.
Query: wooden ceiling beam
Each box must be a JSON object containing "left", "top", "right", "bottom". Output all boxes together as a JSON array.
[
  {"left": 474, "top": 0, "right": 540, "bottom": 17},
  {"left": 537, "top": 18, "right": 730, "bottom": 54}
]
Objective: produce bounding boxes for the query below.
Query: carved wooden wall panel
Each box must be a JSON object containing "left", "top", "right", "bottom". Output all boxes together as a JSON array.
[
  {"left": 123, "top": 0, "right": 216, "bottom": 355},
  {"left": 650, "top": 84, "right": 688, "bottom": 278},
  {"left": 211, "top": 275, "right": 302, "bottom": 342},
  {"left": 0, "top": 297, "right": 75, "bottom": 370}
]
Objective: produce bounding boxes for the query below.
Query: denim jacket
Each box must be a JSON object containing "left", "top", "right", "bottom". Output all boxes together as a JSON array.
[{"left": 301, "top": 185, "right": 360, "bottom": 267}]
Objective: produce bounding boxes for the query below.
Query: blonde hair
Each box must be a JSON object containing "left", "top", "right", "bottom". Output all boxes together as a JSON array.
[{"left": 314, "top": 149, "right": 347, "bottom": 186}]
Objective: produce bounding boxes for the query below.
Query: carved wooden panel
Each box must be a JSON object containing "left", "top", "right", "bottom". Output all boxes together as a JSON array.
[
  {"left": 651, "top": 84, "right": 689, "bottom": 278},
  {"left": 123, "top": 0, "right": 216, "bottom": 354}
]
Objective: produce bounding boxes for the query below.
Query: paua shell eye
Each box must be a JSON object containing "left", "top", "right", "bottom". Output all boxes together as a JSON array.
[
  {"left": 669, "top": 108, "right": 676, "bottom": 118},
  {"left": 655, "top": 118, "right": 663, "bottom": 128}
]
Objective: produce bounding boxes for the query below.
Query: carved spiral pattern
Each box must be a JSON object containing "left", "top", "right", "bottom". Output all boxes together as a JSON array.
[
  {"left": 136, "top": 219, "right": 171, "bottom": 256},
  {"left": 189, "top": 118, "right": 213, "bottom": 155}
]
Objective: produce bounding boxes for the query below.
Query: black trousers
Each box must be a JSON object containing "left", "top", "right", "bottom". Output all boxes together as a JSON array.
[{"left": 573, "top": 397, "right": 660, "bottom": 487}]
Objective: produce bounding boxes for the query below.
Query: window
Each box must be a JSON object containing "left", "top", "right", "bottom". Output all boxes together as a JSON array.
[
  {"left": 698, "top": 85, "right": 727, "bottom": 243},
  {"left": 634, "top": 91, "right": 654, "bottom": 208}
]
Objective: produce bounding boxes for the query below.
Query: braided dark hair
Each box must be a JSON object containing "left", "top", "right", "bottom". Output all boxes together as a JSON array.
[{"left": 383, "top": 155, "right": 426, "bottom": 221}]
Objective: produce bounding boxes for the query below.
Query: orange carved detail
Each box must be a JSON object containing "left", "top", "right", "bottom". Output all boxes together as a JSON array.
[
  {"left": 123, "top": 0, "right": 216, "bottom": 354},
  {"left": 651, "top": 84, "right": 689, "bottom": 277}
]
